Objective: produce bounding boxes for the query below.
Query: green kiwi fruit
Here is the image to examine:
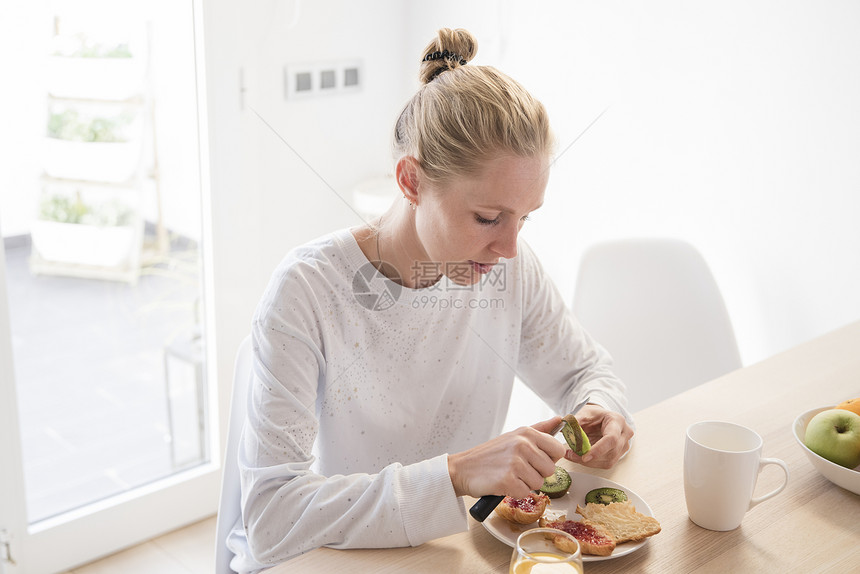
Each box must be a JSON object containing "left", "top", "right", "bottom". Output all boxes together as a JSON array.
[
  {"left": 540, "top": 466, "right": 572, "bottom": 499},
  {"left": 584, "top": 487, "right": 628, "bottom": 505},
  {"left": 561, "top": 414, "right": 591, "bottom": 456}
]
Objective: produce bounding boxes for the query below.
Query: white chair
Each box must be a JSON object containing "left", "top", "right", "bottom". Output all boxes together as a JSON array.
[
  {"left": 573, "top": 239, "right": 741, "bottom": 413},
  {"left": 215, "top": 335, "right": 252, "bottom": 574}
]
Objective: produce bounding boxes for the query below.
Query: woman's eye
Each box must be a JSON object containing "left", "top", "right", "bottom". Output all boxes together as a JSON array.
[
  {"left": 521, "top": 214, "right": 530, "bottom": 222},
  {"left": 475, "top": 214, "right": 501, "bottom": 226}
]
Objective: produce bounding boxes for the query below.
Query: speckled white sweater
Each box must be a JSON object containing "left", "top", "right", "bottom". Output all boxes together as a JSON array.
[{"left": 226, "top": 229, "right": 631, "bottom": 573}]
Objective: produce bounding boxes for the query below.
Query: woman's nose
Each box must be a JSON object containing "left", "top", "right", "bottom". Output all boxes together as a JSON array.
[{"left": 490, "top": 222, "right": 519, "bottom": 259}]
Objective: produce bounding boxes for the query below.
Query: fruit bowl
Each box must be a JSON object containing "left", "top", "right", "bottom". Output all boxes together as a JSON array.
[{"left": 793, "top": 407, "right": 860, "bottom": 495}]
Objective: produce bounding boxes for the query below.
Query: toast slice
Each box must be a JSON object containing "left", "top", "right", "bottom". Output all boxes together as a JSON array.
[
  {"left": 575, "top": 501, "right": 661, "bottom": 544},
  {"left": 539, "top": 514, "right": 616, "bottom": 556}
]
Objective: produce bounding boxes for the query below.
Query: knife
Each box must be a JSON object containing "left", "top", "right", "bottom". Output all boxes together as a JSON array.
[{"left": 468, "top": 396, "right": 591, "bottom": 522}]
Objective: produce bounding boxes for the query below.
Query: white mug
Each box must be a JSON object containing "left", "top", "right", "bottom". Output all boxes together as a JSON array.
[{"left": 684, "top": 421, "right": 789, "bottom": 531}]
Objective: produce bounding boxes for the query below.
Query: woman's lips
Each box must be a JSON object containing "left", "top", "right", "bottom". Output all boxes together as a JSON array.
[{"left": 469, "top": 260, "right": 496, "bottom": 274}]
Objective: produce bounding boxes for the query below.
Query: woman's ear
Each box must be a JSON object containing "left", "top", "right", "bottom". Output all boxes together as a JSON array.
[{"left": 395, "top": 156, "right": 421, "bottom": 206}]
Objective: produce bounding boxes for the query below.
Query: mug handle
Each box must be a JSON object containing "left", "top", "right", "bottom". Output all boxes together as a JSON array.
[{"left": 749, "top": 457, "right": 790, "bottom": 509}]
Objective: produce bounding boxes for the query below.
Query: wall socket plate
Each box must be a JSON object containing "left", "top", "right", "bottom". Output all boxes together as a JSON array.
[{"left": 284, "top": 60, "right": 363, "bottom": 99}]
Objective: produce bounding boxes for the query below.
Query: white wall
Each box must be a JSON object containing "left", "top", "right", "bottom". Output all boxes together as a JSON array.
[
  {"left": 201, "top": 0, "right": 413, "bottom": 448},
  {"left": 243, "top": 1, "right": 411, "bottom": 276},
  {"left": 201, "top": 0, "right": 860, "bottom": 433},
  {"left": 498, "top": 1, "right": 860, "bottom": 366}
]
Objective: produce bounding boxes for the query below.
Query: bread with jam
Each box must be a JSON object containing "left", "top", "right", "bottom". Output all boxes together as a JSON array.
[
  {"left": 538, "top": 512, "right": 616, "bottom": 556},
  {"left": 493, "top": 493, "right": 549, "bottom": 524}
]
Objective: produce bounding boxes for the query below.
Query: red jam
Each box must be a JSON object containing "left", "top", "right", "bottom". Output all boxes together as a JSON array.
[
  {"left": 504, "top": 494, "right": 544, "bottom": 513},
  {"left": 549, "top": 520, "right": 613, "bottom": 545}
]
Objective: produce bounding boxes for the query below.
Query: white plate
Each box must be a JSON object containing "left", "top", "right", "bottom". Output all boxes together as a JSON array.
[{"left": 482, "top": 472, "right": 656, "bottom": 562}]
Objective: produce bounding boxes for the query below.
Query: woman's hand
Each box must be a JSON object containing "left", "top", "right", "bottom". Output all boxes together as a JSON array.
[
  {"left": 448, "top": 417, "right": 568, "bottom": 499},
  {"left": 564, "top": 404, "right": 634, "bottom": 469}
]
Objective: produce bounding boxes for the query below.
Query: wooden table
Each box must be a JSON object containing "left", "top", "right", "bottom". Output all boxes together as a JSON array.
[{"left": 275, "top": 321, "right": 860, "bottom": 572}]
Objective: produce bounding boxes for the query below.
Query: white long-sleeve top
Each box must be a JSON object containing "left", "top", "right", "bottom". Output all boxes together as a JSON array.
[{"left": 226, "top": 228, "right": 631, "bottom": 573}]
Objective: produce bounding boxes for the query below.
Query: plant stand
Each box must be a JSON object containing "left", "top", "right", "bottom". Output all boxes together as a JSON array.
[{"left": 31, "top": 20, "right": 165, "bottom": 284}]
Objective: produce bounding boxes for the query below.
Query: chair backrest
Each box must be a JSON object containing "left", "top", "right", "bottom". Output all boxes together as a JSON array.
[
  {"left": 214, "top": 335, "right": 252, "bottom": 574},
  {"left": 573, "top": 239, "right": 741, "bottom": 413}
]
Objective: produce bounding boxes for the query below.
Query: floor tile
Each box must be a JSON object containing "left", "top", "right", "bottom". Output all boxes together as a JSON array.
[
  {"left": 70, "top": 541, "right": 191, "bottom": 574},
  {"left": 5, "top": 237, "right": 200, "bottom": 522},
  {"left": 151, "top": 515, "right": 217, "bottom": 574}
]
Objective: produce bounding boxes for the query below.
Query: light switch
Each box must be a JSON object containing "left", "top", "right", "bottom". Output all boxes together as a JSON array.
[
  {"left": 320, "top": 69, "right": 336, "bottom": 90},
  {"left": 344, "top": 67, "right": 359, "bottom": 87},
  {"left": 285, "top": 60, "right": 363, "bottom": 99},
  {"left": 295, "top": 72, "right": 312, "bottom": 92}
]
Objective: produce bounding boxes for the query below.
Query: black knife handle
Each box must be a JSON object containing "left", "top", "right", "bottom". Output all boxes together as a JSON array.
[{"left": 469, "top": 494, "right": 506, "bottom": 522}]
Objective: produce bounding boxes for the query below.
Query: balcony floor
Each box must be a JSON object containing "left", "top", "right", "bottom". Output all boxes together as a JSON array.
[{"left": 4, "top": 233, "right": 202, "bottom": 523}]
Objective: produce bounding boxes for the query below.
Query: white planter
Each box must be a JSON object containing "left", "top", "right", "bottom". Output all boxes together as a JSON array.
[
  {"left": 46, "top": 56, "right": 145, "bottom": 101},
  {"left": 43, "top": 137, "right": 142, "bottom": 183},
  {"left": 31, "top": 220, "right": 138, "bottom": 268}
]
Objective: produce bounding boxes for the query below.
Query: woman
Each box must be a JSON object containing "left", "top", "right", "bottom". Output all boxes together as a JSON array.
[{"left": 227, "top": 28, "right": 634, "bottom": 573}]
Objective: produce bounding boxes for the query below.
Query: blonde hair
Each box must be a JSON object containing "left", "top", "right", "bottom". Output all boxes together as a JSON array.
[{"left": 394, "top": 28, "right": 554, "bottom": 184}]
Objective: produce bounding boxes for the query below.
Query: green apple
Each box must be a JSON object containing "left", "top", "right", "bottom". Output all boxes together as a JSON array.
[{"left": 804, "top": 409, "right": 860, "bottom": 469}]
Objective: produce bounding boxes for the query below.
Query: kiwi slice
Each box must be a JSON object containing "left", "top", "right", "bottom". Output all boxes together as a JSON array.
[
  {"left": 585, "top": 487, "right": 628, "bottom": 505},
  {"left": 561, "top": 414, "right": 591, "bottom": 456},
  {"left": 540, "top": 466, "right": 572, "bottom": 499}
]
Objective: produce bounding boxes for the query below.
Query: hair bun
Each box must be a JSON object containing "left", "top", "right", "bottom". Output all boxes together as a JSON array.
[{"left": 418, "top": 28, "right": 478, "bottom": 84}]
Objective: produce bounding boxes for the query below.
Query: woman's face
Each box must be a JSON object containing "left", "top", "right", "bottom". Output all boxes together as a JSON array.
[{"left": 414, "top": 154, "right": 549, "bottom": 286}]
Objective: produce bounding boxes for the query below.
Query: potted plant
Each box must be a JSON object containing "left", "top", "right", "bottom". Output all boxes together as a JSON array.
[
  {"left": 42, "top": 105, "right": 143, "bottom": 182},
  {"left": 47, "top": 31, "right": 145, "bottom": 100},
  {"left": 30, "top": 189, "right": 140, "bottom": 268}
]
